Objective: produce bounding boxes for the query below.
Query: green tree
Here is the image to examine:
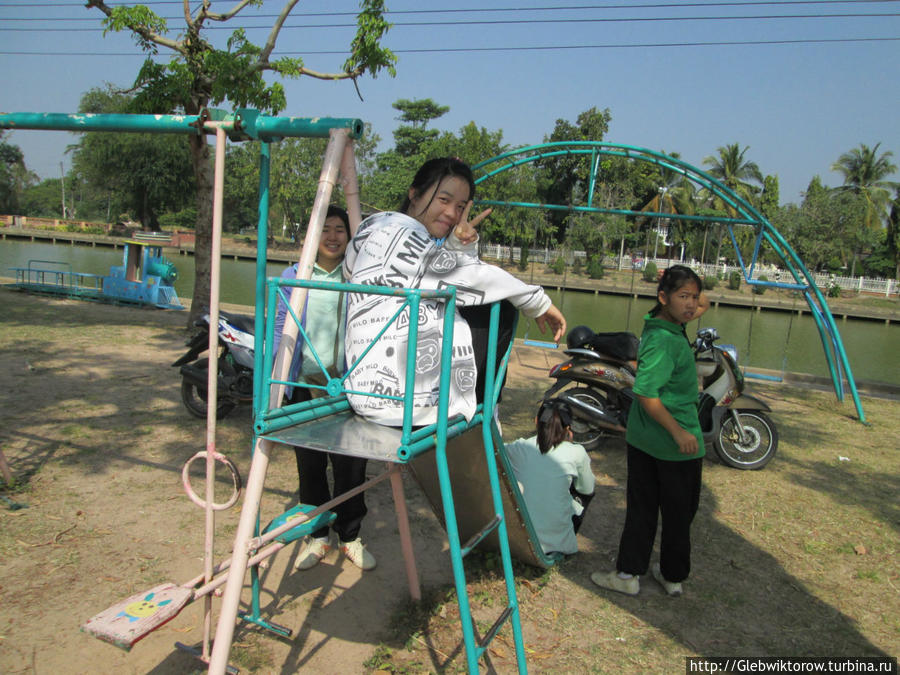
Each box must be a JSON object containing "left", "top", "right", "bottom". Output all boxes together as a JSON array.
[
  {"left": 222, "top": 142, "right": 262, "bottom": 235},
  {"left": 391, "top": 98, "right": 449, "bottom": 157},
  {"left": 86, "top": 0, "right": 395, "bottom": 323},
  {"left": 0, "top": 132, "right": 36, "bottom": 213},
  {"left": 537, "top": 107, "right": 612, "bottom": 238},
  {"left": 702, "top": 143, "right": 764, "bottom": 211},
  {"left": 70, "top": 87, "right": 196, "bottom": 229},
  {"left": 759, "top": 174, "right": 780, "bottom": 220},
  {"left": 775, "top": 177, "right": 866, "bottom": 273},
  {"left": 20, "top": 178, "right": 65, "bottom": 217},
  {"left": 831, "top": 142, "right": 898, "bottom": 230},
  {"left": 887, "top": 188, "right": 900, "bottom": 278}
]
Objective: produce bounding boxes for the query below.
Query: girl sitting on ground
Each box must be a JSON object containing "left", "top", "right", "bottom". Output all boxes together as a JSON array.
[{"left": 505, "top": 398, "right": 596, "bottom": 555}]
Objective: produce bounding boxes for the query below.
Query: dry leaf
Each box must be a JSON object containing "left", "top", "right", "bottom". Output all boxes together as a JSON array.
[{"left": 854, "top": 544, "right": 867, "bottom": 555}]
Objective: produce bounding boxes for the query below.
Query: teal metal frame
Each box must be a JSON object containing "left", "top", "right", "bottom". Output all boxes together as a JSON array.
[
  {"left": 0, "top": 108, "right": 535, "bottom": 673},
  {"left": 254, "top": 275, "right": 530, "bottom": 673},
  {"left": 471, "top": 142, "right": 866, "bottom": 422}
]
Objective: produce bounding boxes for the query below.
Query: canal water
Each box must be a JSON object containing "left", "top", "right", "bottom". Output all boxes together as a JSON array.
[{"left": 2, "top": 239, "right": 897, "bottom": 387}]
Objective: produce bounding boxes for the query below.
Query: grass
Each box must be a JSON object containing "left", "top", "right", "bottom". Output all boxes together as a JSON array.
[
  {"left": 0, "top": 287, "right": 896, "bottom": 674},
  {"left": 362, "top": 378, "right": 899, "bottom": 673}
]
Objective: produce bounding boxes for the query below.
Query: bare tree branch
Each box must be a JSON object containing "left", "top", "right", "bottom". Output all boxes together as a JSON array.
[
  {"left": 259, "top": 0, "right": 302, "bottom": 64},
  {"left": 203, "top": 0, "right": 261, "bottom": 22}
]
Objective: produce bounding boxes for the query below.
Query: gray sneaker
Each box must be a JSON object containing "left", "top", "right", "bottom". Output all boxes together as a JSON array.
[
  {"left": 294, "top": 536, "right": 330, "bottom": 570},
  {"left": 590, "top": 570, "right": 640, "bottom": 596},
  {"left": 651, "top": 563, "right": 683, "bottom": 596}
]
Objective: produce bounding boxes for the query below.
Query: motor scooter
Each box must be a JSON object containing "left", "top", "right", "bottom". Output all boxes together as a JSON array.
[
  {"left": 543, "top": 325, "right": 778, "bottom": 470},
  {"left": 171, "top": 310, "right": 255, "bottom": 419}
]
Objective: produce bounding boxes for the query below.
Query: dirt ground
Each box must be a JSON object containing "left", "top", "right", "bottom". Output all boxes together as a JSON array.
[{"left": 0, "top": 287, "right": 897, "bottom": 674}]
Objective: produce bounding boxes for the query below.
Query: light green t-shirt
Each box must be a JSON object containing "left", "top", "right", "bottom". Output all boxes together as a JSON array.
[
  {"left": 625, "top": 314, "right": 704, "bottom": 461},
  {"left": 300, "top": 263, "right": 344, "bottom": 377}
]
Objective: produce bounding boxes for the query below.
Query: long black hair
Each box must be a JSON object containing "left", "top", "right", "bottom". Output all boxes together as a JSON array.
[
  {"left": 649, "top": 264, "right": 703, "bottom": 317},
  {"left": 399, "top": 157, "right": 476, "bottom": 216},
  {"left": 536, "top": 398, "right": 574, "bottom": 454}
]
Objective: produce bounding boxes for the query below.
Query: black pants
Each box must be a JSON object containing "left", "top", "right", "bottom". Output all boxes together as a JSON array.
[
  {"left": 459, "top": 300, "right": 516, "bottom": 404},
  {"left": 293, "top": 446, "right": 368, "bottom": 542},
  {"left": 616, "top": 443, "right": 702, "bottom": 583},
  {"left": 290, "top": 386, "right": 368, "bottom": 543}
]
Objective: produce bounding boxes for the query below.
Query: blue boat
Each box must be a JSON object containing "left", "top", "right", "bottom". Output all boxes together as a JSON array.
[{"left": 8, "top": 240, "right": 184, "bottom": 310}]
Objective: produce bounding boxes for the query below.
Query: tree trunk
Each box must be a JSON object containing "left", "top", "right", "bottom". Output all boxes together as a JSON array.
[{"left": 188, "top": 133, "right": 214, "bottom": 328}]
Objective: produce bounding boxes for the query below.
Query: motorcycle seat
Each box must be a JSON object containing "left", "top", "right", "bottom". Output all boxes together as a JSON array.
[{"left": 220, "top": 311, "right": 256, "bottom": 334}]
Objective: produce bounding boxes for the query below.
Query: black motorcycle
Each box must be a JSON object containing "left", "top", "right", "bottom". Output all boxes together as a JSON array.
[
  {"left": 544, "top": 325, "right": 778, "bottom": 470},
  {"left": 172, "top": 311, "right": 256, "bottom": 419}
]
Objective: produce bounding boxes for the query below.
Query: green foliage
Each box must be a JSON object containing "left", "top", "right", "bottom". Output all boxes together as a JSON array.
[
  {"left": 775, "top": 185, "right": 869, "bottom": 273},
  {"left": 565, "top": 212, "right": 607, "bottom": 257},
  {"left": 391, "top": 98, "right": 448, "bottom": 157},
  {"left": 760, "top": 175, "right": 780, "bottom": 220},
  {"left": 537, "top": 107, "right": 612, "bottom": 237},
  {"left": 20, "top": 178, "right": 64, "bottom": 217},
  {"left": 344, "top": 0, "right": 397, "bottom": 80},
  {"left": 753, "top": 274, "right": 769, "bottom": 295},
  {"left": 831, "top": 142, "right": 898, "bottom": 229},
  {"left": 702, "top": 275, "right": 718, "bottom": 290},
  {"left": 550, "top": 256, "right": 566, "bottom": 275},
  {"left": 728, "top": 270, "right": 742, "bottom": 290},
  {"left": 70, "top": 87, "right": 195, "bottom": 229},
  {"left": 158, "top": 206, "right": 197, "bottom": 231},
  {"left": 572, "top": 256, "right": 583, "bottom": 276},
  {"left": 587, "top": 255, "right": 606, "bottom": 279},
  {"left": 702, "top": 143, "right": 764, "bottom": 212},
  {"left": 0, "top": 131, "right": 36, "bottom": 213},
  {"left": 517, "top": 245, "right": 529, "bottom": 271},
  {"left": 861, "top": 234, "right": 896, "bottom": 278},
  {"left": 101, "top": 4, "right": 168, "bottom": 51},
  {"left": 827, "top": 282, "right": 842, "bottom": 298},
  {"left": 642, "top": 261, "right": 658, "bottom": 282},
  {"left": 64, "top": 223, "right": 106, "bottom": 235}
]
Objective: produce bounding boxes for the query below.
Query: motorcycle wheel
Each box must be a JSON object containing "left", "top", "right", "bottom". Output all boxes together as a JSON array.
[
  {"left": 564, "top": 387, "right": 609, "bottom": 452},
  {"left": 181, "top": 358, "right": 237, "bottom": 420},
  {"left": 713, "top": 410, "right": 778, "bottom": 470}
]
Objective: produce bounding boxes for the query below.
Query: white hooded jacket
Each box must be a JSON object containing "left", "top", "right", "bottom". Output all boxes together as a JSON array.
[{"left": 343, "top": 211, "right": 552, "bottom": 426}]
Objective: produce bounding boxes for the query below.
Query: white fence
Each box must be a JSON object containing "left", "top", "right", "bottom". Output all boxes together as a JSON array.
[{"left": 480, "top": 243, "right": 899, "bottom": 298}]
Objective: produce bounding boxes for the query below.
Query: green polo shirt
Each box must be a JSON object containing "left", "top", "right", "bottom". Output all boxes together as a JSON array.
[{"left": 625, "top": 314, "right": 704, "bottom": 461}]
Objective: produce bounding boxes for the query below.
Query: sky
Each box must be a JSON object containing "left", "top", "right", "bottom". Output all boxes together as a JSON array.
[{"left": 1, "top": 0, "right": 898, "bottom": 206}]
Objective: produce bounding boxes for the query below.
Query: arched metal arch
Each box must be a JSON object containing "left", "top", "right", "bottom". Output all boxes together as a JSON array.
[{"left": 472, "top": 142, "right": 865, "bottom": 422}]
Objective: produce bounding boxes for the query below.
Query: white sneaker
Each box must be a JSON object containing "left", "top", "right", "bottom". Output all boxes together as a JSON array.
[
  {"left": 340, "top": 538, "right": 376, "bottom": 570},
  {"left": 651, "top": 563, "right": 683, "bottom": 596},
  {"left": 590, "top": 570, "right": 640, "bottom": 596},
  {"left": 294, "top": 536, "right": 330, "bottom": 570}
]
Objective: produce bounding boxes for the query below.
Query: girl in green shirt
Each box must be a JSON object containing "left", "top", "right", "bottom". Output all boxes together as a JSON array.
[{"left": 591, "top": 265, "right": 705, "bottom": 597}]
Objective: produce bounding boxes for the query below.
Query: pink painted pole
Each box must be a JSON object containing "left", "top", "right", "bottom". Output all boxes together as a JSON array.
[
  {"left": 390, "top": 466, "right": 421, "bottom": 601},
  {"left": 201, "top": 125, "right": 228, "bottom": 661},
  {"left": 339, "top": 141, "right": 362, "bottom": 236},
  {"left": 269, "top": 130, "right": 351, "bottom": 412},
  {"left": 208, "top": 130, "right": 351, "bottom": 675}
]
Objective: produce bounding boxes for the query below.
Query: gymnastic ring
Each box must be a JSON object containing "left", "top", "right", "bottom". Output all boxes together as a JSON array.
[{"left": 181, "top": 451, "right": 243, "bottom": 511}]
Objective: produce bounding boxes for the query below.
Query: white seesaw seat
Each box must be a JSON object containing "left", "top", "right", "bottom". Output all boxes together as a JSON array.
[{"left": 81, "top": 504, "right": 337, "bottom": 650}]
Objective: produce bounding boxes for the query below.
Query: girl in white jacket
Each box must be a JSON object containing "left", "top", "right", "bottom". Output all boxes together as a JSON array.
[{"left": 343, "top": 157, "right": 566, "bottom": 426}]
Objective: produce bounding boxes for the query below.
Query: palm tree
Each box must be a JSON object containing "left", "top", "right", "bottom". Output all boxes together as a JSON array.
[
  {"left": 831, "top": 142, "right": 898, "bottom": 229},
  {"left": 702, "top": 143, "right": 764, "bottom": 211},
  {"left": 637, "top": 151, "right": 698, "bottom": 261}
]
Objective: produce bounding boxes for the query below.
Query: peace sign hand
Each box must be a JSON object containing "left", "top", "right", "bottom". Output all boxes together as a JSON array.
[{"left": 453, "top": 201, "right": 492, "bottom": 246}]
